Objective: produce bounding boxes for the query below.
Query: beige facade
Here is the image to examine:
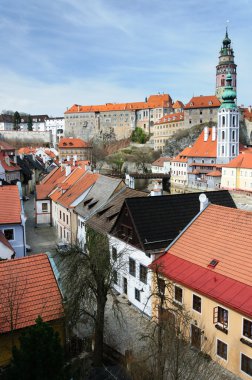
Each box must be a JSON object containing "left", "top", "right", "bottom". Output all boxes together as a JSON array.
[
  {"left": 153, "top": 113, "right": 185, "bottom": 152},
  {"left": 170, "top": 161, "right": 188, "bottom": 186},
  {"left": 221, "top": 167, "right": 252, "bottom": 191},
  {"left": 153, "top": 279, "right": 252, "bottom": 380},
  {"left": 184, "top": 96, "right": 220, "bottom": 129}
]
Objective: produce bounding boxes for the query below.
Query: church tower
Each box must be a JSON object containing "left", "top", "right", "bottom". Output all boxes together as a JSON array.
[
  {"left": 216, "top": 29, "right": 237, "bottom": 101},
  {"left": 216, "top": 72, "right": 239, "bottom": 164}
]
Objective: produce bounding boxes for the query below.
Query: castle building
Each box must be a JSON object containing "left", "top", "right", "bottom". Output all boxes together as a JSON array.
[{"left": 216, "top": 29, "right": 237, "bottom": 101}]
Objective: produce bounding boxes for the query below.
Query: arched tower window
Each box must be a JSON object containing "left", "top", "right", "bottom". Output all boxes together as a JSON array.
[
  {"left": 232, "top": 130, "right": 235, "bottom": 140},
  {"left": 222, "top": 131, "right": 225, "bottom": 140},
  {"left": 232, "top": 145, "right": 235, "bottom": 155},
  {"left": 233, "top": 116, "right": 236, "bottom": 126},
  {"left": 222, "top": 116, "right": 225, "bottom": 126}
]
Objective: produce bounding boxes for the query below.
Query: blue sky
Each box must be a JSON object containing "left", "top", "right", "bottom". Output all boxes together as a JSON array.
[{"left": 0, "top": 0, "right": 251, "bottom": 116}]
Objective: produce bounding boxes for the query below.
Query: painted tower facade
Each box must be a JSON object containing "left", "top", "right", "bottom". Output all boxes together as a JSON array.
[
  {"left": 216, "top": 29, "right": 237, "bottom": 101},
  {"left": 217, "top": 73, "right": 239, "bottom": 164}
]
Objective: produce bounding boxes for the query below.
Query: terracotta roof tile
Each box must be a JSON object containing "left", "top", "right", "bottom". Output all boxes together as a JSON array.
[
  {"left": 0, "top": 185, "right": 21, "bottom": 224},
  {"left": 58, "top": 138, "right": 91, "bottom": 148},
  {"left": 50, "top": 167, "right": 86, "bottom": 202},
  {"left": 173, "top": 100, "right": 184, "bottom": 109},
  {"left": 206, "top": 170, "right": 221, "bottom": 177},
  {"left": 167, "top": 204, "right": 252, "bottom": 286},
  {"left": 186, "top": 128, "right": 217, "bottom": 158},
  {"left": 65, "top": 94, "right": 172, "bottom": 115},
  {"left": 225, "top": 151, "right": 252, "bottom": 168},
  {"left": 57, "top": 172, "right": 99, "bottom": 208},
  {"left": 155, "top": 112, "right": 184, "bottom": 125},
  {"left": 0, "top": 254, "right": 64, "bottom": 333},
  {"left": 184, "top": 95, "right": 220, "bottom": 109},
  {"left": 0, "top": 141, "right": 15, "bottom": 150},
  {"left": 152, "top": 157, "right": 172, "bottom": 167},
  {"left": 41, "top": 167, "right": 66, "bottom": 185}
]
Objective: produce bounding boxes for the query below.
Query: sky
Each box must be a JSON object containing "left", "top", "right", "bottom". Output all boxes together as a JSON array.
[{"left": 0, "top": 0, "right": 252, "bottom": 116}]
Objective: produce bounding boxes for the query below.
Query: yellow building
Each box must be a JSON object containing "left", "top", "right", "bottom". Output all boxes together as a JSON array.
[
  {"left": 151, "top": 203, "right": 252, "bottom": 379},
  {"left": 153, "top": 112, "right": 185, "bottom": 152},
  {"left": 221, "top": 150, "right": 252, "bottom": 191}
]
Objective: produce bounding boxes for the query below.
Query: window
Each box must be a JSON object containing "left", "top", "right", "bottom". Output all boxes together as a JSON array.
[
  {"left": 129, "top": 258, "right": 136, "bottom": 277},
  {"left": 135, "top": 288, "right": 140, "bottom": 302},
  {"left": 42, "top": 203, "right": 48, "bottom": 212},
  {"left": 66, "top": 215, "right": 69, "bottom": 224},
  {"left": 113, "top": 270, "right": 118, "bottom": 285},
  {"left": 243, "top": 319, "right": 252, "bottom": 340},
  {"left": 241, "top": 354, "right": 252, "bottom": 376},
  {"left": 63, "top": 213, "right": 65, "bottom": 222},
  {"left": 217, "top": 340, "right": 227, "bottom": 360},
  {"left": 174, "top": 285, "right": 183, "bottom": 304},
  {"left": 4, "top": 229, "right": 14, "bottom": 241},
  {"left": 193, "top": 295, "right": 201, "bottom": 313},
  {"left": 140, "top": 265, "right": 147, "bottom": 284},
  {"left": 112, "top": 246, "right": 117, "bottom": 261},
  {"left": 213, "top": 306, "right": 228, "bottom": 328},
  {"left": 222, "top": 131, "right": 225, "bottom": 140},
  {"left": 59, "top": 210, "right": 62, "bottom": 219}
]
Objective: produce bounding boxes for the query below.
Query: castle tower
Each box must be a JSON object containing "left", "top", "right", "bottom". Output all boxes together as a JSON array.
[
  {"left": 216, "top": 29, "right": 237, "bottom": 101},
  {"left": 216, "top": 73, "right": 239, "bottom": 164}
]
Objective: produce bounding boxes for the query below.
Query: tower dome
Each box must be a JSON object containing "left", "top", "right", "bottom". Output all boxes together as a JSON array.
[
  {"left": 223, "top": 29, "right": 231, "bottom": 47},
  {"left": 220, "top": 73, "right": 237, "bottom": 109}
]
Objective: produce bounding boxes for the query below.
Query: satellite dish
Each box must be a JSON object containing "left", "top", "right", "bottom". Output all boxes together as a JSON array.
[{"left": 199, "top": 193, "right": 207, "bottom": 203}]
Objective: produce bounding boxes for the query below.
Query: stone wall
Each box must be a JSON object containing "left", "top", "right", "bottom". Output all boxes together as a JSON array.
[{"left": 0, "top": 131, "right": 52, "bottom": 147}]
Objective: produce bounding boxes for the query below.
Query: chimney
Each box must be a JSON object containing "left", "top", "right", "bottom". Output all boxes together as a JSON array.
[
  {"left": 199, "top": 193, "right": 208, "bottom": 211},
  {"left": 212, "top": 126, "right": 216, "bottom": 141},
  {"left": 248, "top": 106, "right": 252, "bottom": 113},
  {"left": 67, "top": 155, "right": 70, "bottom": 161},
  {"left": 65, "top": 165, "right": 71, "bottom": 177},
  {"left": 204, "top": 126, "right": 209, "bottom": 142},
  {"left": 150, "top": 180, "right": 163, "bottom": 196}
]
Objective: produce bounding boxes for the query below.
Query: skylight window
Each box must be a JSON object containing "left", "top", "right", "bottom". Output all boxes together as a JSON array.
[
  {"left": 84, "top": 198, "right": 93, "bottom": 206},
  {"left": 208, "top": 259, "right": 219, "bottom": 268}
]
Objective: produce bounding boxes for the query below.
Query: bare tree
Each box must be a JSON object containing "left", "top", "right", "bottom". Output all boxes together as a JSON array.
[
  {"left": 128, "top": 266, "right": 225, "bottom": 380},
  {"left": 60, "top": 226, "right": 127, "bottom": 367}
]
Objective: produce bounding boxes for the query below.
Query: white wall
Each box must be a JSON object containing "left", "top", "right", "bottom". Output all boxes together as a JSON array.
[{"left": 36, "top": 199, "right": 51, "bottom": 224}]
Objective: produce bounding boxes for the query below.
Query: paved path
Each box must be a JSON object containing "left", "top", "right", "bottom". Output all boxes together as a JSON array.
[{"left": 24, "top": 195, "right": 57, "bottom": 254}]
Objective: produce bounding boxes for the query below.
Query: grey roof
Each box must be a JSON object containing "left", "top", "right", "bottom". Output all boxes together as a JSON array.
[
  {"left": 87, "top": 187, "right": 148, "bottom": 234},
  {"left": 74, "top": 175, "right": 124, "bottom": 219}
]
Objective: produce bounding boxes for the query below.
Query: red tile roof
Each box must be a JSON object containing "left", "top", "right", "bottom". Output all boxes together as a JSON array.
[
  {"left": 151, "top": 204, "right": 252, "bottom": 318},
  {"left": 244, "top": 108, "right": 252, "bottom": 122},
  {"left": 50, "top": 167, "right": 86, "bottom": 202},
  {"left": 172, "top": 147, "right": 191, "bottom": 163},
  {"left": 36, "top": 183, "right": 55, "bottom": 200},
  {"left": 186, "top": 128, "right": 217, "bottom": 158},
  {"left": 184, "top": 95, "right": 220, "bottom": 109},
  {"left": 224, "top": 151, "right": 252, "bottom": 169},
  {"left": 0, "top": 254, "right": 64, "bottom": 333},
  {"left": 41, "top": 167, "right": 66, "bottom": 185},
  {"left": 155, "top": 112, "right": 184, "bottom": 125},
  {"left": 0, "top": 185, "right": 21, "bottom": 224},
  {"left": 58, "top": 138, "right": 91, "bottom": 149},
  {"left": 173, "top": 100, "right": 184, "bottom": 109},
  {"left": 57, "top": 172, "right": 99, "bottom": 208},
  {"left": 65, "top": 94, "right": 172, "bottom": 114},
  {"left": 18, "top": 147, "right": 36, "bottom": 155},
  {"left": 206, "top": 170, "right": 221, "bottom": 177},
  {"left": 151, "top": 254, "right": 252, "bottom": 320},
  {"left": 0, "top": 141, "right": 15, "bottom": 151},
  {"left": 168, "top": 205, "right": 252, "bottom": 285},
  {"left": 152, "top": 157, "right": 172, "bottom": 167}
]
